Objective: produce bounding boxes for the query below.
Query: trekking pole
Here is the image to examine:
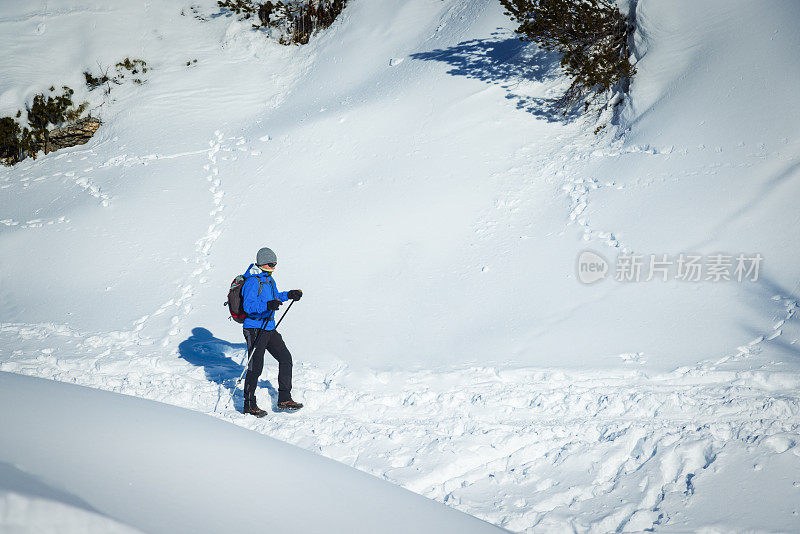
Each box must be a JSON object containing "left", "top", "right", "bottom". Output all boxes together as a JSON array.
[{"left": 274, "top": 299, "right": 295, "bottom": 329}]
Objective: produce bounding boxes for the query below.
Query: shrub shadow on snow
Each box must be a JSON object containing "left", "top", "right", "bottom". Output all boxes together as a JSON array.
[
  {"left": 178, "top": 327, "right": 279, "bottom": 410},
  {"left": 409, "top": 32, "right": 574, "bottom": 122}
]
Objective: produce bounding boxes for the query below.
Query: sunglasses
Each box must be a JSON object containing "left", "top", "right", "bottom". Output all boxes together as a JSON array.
[{"left": 260, "top": 262, "right": 277, "bottom": 268}]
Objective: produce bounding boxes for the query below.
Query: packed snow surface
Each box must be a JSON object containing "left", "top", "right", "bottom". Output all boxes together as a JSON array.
[
  {"left": 0, "top": 372, "right": 503, "bottom": 534},
  {"left": 1, "top": 0, "right": 800, "bottom": 532}
]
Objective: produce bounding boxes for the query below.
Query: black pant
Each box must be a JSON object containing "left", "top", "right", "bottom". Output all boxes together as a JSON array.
[{"left": 243, "top": 328, "right": 293, "bottom": 403}]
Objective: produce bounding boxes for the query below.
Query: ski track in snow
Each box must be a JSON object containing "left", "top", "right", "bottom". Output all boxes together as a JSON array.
[
  {"left": 710, "top": 293, "right": 800, "bottom": 368},
  {"left": 131, "top": 130, "right": 237, "bottom": 349},
  {"left": 0, "top": 215, "right": 69, "bottom": 229},
  {"left": 0, "top": 156, "right": 111, "bottom": 216},
  {"left": 99, "top": 149, "right": 208, "bottom": 169},
  {"left": 559, "top": 138, "right": 800, "bottom": 372},
  {"left": 63, "top": 170, "right": 111, "bottom": 207},
  {"left": 564, "top": 175, "right": 627, "bottom": 252},
  {"left": 2, "top": 318, "right": 800, "bottom": 533}
]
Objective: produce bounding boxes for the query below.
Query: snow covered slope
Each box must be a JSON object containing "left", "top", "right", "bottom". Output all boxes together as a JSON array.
[
  {"left": 558, "top": 0, "right": 800, "bottom": 370},
  {"left": 2, "top": 0, "right": 798, "bottom": 370},
  {"left": 1, "top": 0, "right": 800, "bottom": 532},
  {"left": 0, "top": 371, "right": 504, "bottom": 534}
]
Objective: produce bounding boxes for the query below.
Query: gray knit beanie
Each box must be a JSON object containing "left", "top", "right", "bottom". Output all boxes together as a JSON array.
[{"left": 256, "top": 247, "right": 277, "bottom": 265}]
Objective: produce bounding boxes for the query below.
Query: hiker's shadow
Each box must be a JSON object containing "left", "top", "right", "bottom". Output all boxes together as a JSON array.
[{"left": 178, "top": 327, "right": 278, "bottom": 411}]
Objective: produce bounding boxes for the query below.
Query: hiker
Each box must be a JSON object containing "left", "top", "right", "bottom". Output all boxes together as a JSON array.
[{"left": 241, "top": 247, "right": 304, "bottom": 416}]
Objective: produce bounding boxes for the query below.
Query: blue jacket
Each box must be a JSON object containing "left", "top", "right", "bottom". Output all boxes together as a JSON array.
[{"left": 241, "top": 263, "right": 289, "bottom": 330}]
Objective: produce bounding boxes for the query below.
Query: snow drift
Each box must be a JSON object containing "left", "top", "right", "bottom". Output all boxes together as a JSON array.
[{"left": 0, "top": 372, "right": 504, "bottom": 534}]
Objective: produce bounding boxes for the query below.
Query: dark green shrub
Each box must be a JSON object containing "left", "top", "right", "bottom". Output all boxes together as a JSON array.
[
  {"left": 3, "top": 81, "right": 94, "bottom": 164},
  {"left": 280, "top": 0, "right": 347, "bottom": 45},
  {"left": 218, "top": 0, "right": 259, "bottom": 19},
  {"left": 499, "top": 0, "right": 635, "bottom": 113},
  {"left": 181, "top": 5, "right": 209, "bottom": 21},
  {"left": 26, "top": 86, "right": 72, "bottom": 152},
  {"left": 20, "top": 128, "right": 36, "bottom": 158},
  {"left": 258, "top": 1, "right": 276, "bottom": 24},
  {"left": 116, "top": 58, "right": 148, "bottom": 75},
  {"left": 85, "top": 58, "right": 149, "bottom": 93},
  {"left": 116, "top": 58, "right": 149, "bottom": 85},
  {"left": 27, "top": 86, "right": 74, "bottom": 132},
  {"left": 217, "top": 0, "right": 347, "bottom": 45},
  {"left": 24, "top": 86, "right": 89, "bottom": 156},
  {"left": 0, "top": 116, "right": 23, "bottom": 164},
  {"left": 84, "top": 70, "right": 110, "bottom": 90},
  {"left": 0, "top": 116, "right": 38, "bottom": 164}
]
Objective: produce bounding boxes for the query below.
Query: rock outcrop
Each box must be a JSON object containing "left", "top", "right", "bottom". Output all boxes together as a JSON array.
[{"left": 45, "top": 117, "right": 101, "bottom": 153}]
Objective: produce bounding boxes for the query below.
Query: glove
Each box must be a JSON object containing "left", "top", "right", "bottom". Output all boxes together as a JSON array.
[
  {"left": 267, "top": 299, "right": 282, "bottom": 311},
  {"left": 287, "top": 289, "right": 303, "bottom": 301}
]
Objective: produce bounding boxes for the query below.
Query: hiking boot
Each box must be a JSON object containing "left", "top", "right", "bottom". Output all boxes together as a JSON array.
[
  {"left": 277, "top": 399, "right": 303, "bottom": 411},
  {"left": 243, "top": 395, "right": 267, "bottom": 417}
]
